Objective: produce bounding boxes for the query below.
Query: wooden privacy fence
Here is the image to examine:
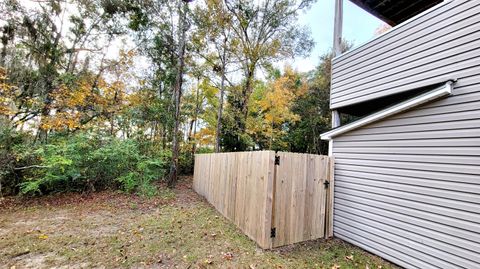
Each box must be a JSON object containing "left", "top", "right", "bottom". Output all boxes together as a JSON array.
[{"left": 193, "top": 151, "right": 334, "bottom": 249}]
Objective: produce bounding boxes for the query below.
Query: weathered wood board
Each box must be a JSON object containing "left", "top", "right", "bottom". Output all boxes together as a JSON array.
[{"left": 193, "top": 151, "right": 333, "bottom": 249}]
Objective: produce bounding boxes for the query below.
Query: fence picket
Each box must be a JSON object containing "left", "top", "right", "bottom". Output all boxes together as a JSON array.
[{"left": 193, "top": 151, "right": 333, "bottom": 249}]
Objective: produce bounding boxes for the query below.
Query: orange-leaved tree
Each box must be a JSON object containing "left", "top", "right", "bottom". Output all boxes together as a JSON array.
[{"left": 247, "top": 66, "right": 307, "bottom": 150}]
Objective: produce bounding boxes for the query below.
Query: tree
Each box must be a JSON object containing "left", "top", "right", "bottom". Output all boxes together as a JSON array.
[
  {"left": 223, "top": 0, "right": 315, "bottom": 149},
  {"left": 248, "top": 66, "right": 306, "bottom": 150},
  {"left": 287, "top": 42, "right": 352, "bottom": 154},
  {"left": 192, "top": 0, "right": 237, "bottom": 152},
  {"left": 168, "top": 0, "right": 190, "bottom": 188},
  {"left": 0, "top": 0, "right": 130, "bottom": 140},
  {"left": 122, "top": 0, "right": 195, "bottom": 187}
]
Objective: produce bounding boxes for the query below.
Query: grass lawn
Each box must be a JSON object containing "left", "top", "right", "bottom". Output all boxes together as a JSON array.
[{"left": 0, "top": 177, "right": 396, "bottom": 269}]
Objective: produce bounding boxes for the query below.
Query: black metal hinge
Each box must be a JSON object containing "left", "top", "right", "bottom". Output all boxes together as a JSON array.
[
  {"left": 270, "top": 227, "right": 276, "bottom": 238},
  {"left": 275, "top": 156, "right": 280, "bottom": 165},
  {"left": 324, "top": 180, "right": 330, "bottom": 189}
]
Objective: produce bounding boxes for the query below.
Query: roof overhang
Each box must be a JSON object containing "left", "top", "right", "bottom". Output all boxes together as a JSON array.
[
  {"left": 321, "top": 81, "right": 454, "bottom": 140},
  {"left": 350, "top": 0, "right": 445, "bottom": 26}
]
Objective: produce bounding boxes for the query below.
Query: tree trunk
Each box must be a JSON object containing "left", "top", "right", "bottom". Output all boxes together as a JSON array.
[
  {"left": 215, "top": 39, "right": 227, "bottom": 153},
  {"left": 240, "top": 64, "right": 255, "bottom": 129},
  {"left": 191, "top": 78, "right": 200, "bottom": 157},
  {"left": 168, "top": 0, "right": 188, "bottom": 188}
]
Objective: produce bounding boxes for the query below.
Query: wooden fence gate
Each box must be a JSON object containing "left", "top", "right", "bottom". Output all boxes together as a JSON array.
[{"left": 193, "top": 151, "right": 334, "bottom": 249}]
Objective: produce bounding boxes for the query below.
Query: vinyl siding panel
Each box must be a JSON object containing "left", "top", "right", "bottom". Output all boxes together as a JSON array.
[
  {"left": 330, "top": 0, "right": 480, "bottom": 109},
  {"left": 331, "top": 79, "right": 480, "bottom": 268}
]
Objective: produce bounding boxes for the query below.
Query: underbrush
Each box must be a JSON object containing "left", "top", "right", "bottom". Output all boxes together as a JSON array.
[{"left": 0, "top": 128, "right": 173, "bottom": 196}]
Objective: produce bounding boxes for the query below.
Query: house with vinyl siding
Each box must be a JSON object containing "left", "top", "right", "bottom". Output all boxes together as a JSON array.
[{"left": 320, "top": 0, "right": 480, "bottom": 268}]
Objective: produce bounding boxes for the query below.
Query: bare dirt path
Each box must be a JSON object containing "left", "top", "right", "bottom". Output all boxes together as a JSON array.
[{"left": 0, "top": 177, "right": 395, "bottom": 269}]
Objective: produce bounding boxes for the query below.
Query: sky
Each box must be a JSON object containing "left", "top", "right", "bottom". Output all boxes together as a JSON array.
[{"left": 291, "top": 0, "right": 385, "bottom": 72}]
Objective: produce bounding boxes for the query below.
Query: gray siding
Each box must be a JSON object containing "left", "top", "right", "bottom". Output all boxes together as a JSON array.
[
  {"left": 332, "top": 74, "right": 480, "bottom": 268},
  {"left": 330, "top": 0, "right": 480, "bottom": 109}
]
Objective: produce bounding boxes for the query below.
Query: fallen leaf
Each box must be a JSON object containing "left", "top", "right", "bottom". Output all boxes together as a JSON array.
[
  {"left": 223, "top": 252, "right": 234, "bottom": 260},
  {"left": 38, "top": 234, "right": 48, "bottom": 240},
  {"left": 345, "top": 255, "right": 353, "bottom": 261},
  {"left": 332, "top": 264, "right": 340, "bottom": 269}
]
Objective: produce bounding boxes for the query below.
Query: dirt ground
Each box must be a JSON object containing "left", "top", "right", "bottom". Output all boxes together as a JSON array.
[{"left": 0, "top": 177, "right": 396, "bottom": 269}]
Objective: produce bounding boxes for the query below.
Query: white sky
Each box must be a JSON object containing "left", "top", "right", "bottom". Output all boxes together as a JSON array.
[{"left": 290, "top": 0, "right": 384, "bottom": 72}]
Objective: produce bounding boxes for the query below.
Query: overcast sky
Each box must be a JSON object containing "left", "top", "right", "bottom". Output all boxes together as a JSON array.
[{"left": 291, "top": 0, "right": 384, "bottom": 72}]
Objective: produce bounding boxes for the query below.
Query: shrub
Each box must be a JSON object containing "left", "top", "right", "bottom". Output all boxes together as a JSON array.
[
  {"left": 0, "top": 125, "right": 30, "bottom": 196},
  {"left": 178, "top": 146, "right": 214, "bottom": 175},
  {"left": 17, "top": 132, "right": 169, "bottom": 196}
]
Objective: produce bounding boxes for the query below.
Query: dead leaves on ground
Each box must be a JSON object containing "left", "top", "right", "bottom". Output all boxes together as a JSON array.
[
  {"left": 38, "top": 234, "right": 49, "bottom": 240},
  {"left": 222, "top": 251, "right": 234, "bottom": 261}
]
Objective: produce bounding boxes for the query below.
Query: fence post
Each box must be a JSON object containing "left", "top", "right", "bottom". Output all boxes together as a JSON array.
[
  {"left": 325, "top": 157, "right": 335, "bottom": 238},
  {"left": 265, "top": 151, "right": 276, "bottom": 249}
]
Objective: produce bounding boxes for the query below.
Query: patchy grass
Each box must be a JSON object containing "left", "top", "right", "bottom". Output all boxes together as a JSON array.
[{"left": 0, "top": 177, "right": 396, "bottom": 269}]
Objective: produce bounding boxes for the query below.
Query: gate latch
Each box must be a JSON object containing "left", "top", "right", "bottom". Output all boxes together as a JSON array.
[{"left": 270, "top": 227, "right": 276, "bottom": 238}]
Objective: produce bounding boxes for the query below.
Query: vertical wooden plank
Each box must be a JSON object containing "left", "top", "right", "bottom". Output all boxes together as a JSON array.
[
  {"left": 195, "top": 154, "right": 203, "bottom": 197},
  {"left": 325, "top": 157, "right": 335, "bottom": 238},
  {"left": 324, "top": 155, "right": 330, "bottom": 239},
  {"left": 260, "top": 151, "right": 274, "bottom": 248},
  {"left": 272, "top": 152, "right": 281, "bottom": 247},
  {"left": 193, "top": 154, "right": 198, "bottom": 193},
  {"left": 274, "top": 151, "right": 290, "bottom": 247},
  {"left": 317, "top": 155, "right": 327, "bottom": 239},
  {"left": 209, "top": 153, "right": 213, "bottom": 200},
  {"left": 326, "top": 157, "right": 335, "bottom": 237},
  {"left": 234, "top": 152, "right": 243, "bottom": 229},
  {"left": 219, "top": 153, "right": 225, "bottom": 215},
  {"left": 193, "top": 151, "right": 331, "bottom": 249},
  {"left": 291, "top": 153, "right": 302, "bottom": 243},
  {"left": 227, "top": 152, "right": 238, "bottom": 220},
  {"left": 222, "top": 153, "right": 231, "bottom": 220},
  {"left": 244, "top": 151, "right": 254, "bottom": 241},
  {"left": 250, "top": 151, "right": 261, "bottom": 246},
  {"left": 303, "top": 154, "right": 314, "bottom": 240},
  {"left": 268, "top": 151, "right": 277, "bottom": 249}
]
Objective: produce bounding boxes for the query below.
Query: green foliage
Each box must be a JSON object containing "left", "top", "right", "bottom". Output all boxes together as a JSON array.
[
  {"left": 16, "top": 133, "right": 169, "bottom": 196},
  {"left": 0, "top": 124, "right": 30, "bottom": 196},
  {"left": 220, "top": 86, "right": 255, "bottom": 151},
  {"left": 177, "top": 146, "right": 214, "bottom": 175},
  {"left": 0, "top": 0, "right": 347, "bottom": 195},
  {"left": 286, "top": 58, "right": 332, "bottom": 154}
]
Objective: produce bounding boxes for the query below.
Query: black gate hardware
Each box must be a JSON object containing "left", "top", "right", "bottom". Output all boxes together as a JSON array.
[{"left": 270, "top": 227, "right": 276, "bottom": 238}]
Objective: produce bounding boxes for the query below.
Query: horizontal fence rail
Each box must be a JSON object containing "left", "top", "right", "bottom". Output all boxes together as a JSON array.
[{"left": 193, "top": 151, "right": 334, "bottom": 249}]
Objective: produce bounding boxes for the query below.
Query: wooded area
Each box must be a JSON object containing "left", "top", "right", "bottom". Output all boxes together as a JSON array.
[
  {"left": 193, "top": 151, "right": 334, "bottom": 249},
  {"left": 0, "top": 0, "right": 349, "bottom": 196}
]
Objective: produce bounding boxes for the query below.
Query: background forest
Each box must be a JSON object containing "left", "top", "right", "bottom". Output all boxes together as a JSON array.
[{"left": 0, "top": 0, "right": 349, "bottom": 196}]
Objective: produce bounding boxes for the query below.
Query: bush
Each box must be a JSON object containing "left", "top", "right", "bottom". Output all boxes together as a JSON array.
[
  {"left": 0, "top": 125, "right": 31, "bottom": 196},
  {"left": 16, "top": 133, "right": 169, "bottom": 196},
  {"left": 178, "top": 145, "right": 214, "bottom": 175}
]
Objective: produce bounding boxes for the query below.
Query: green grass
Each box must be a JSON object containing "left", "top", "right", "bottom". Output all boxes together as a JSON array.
[{"left": 0, "top": 179, "right": 396, "bottom": 268}]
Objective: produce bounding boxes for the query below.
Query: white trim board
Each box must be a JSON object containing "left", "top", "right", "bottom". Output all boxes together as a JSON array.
[{"left": 320, "top": 81, "right": 454, "bottom": 140}]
